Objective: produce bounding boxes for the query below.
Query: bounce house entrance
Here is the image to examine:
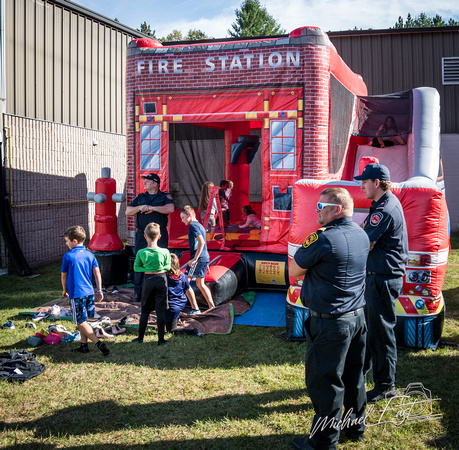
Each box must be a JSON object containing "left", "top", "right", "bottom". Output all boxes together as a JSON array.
[{"left": 168, "top": 122, "right": 264, "bottom": 250}]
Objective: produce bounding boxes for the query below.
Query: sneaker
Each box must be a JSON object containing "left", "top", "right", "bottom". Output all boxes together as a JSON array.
[
  {"left": 112, "top": 286, "right": 119, "bottom": 294},
  {"left": 367, "top": 384, "right": 397, "bottom": 403},
  {"left": 71, "top": 344, "right": 89, "bottom": 353},
  {"left": 25, "top": 322, "right": 37, "bottom": 329},
  {"left": 131, "top": 337, "right": 143, "bottom": 343},
  {"left": 32, "top": 312, "right": 49, "bottom": 321},
  {"left": 97, "top": 341, "right": 110, "bottom": 356},
  {"left": 187, "top": 309, "right": 201, "bottom": 315},
  {"left": 3, "top": 321, "right": 15, "bottom": 329},
  {"left": 59, "top": 307, "right": 71, "bottom": 317},
  {"left": 50, "top": 305, "right": 61, "bottom": 316}
]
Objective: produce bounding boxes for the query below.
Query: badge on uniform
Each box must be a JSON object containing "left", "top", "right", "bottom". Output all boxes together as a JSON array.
[
  {"left": 370, "top": 212, "right": 383, "bottom": 226},
  {"left": 302, "top": 232, "right": 318, "bottom": 248}
]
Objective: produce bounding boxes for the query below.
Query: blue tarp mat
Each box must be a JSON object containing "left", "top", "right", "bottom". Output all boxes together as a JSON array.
[{"left": 233, "top": 292, "right": 286, "bottom": 327}]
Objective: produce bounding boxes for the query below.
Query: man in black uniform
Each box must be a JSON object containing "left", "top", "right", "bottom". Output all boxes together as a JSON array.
[
  {"left": 289, "top": 187, "right": 370, "bottom": 450},
  {"left": 354, "top": 163, "right": 408, "bottom": 403},
  {"left": 126, "top": 173, "right": 175, "bottom": 302}
]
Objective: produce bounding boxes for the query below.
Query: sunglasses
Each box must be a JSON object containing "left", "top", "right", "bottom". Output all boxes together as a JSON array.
[{"left": 317, "top": 202, "right": 341, "bottom": 210}]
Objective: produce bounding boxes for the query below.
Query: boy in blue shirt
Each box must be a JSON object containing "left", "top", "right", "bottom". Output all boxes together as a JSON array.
[
  {"left": 61, "top": 226, "right": 109, "bottom": 356},
  {"left": 180, "top": 205, "right": 215, "bottom": 310}
]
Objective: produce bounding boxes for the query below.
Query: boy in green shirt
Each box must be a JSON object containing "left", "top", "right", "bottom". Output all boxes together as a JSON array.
[{"left": 133, "top": 222, "right": 171, "bottom": 345}]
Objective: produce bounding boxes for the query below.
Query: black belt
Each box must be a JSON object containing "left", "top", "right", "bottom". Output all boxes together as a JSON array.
[{"left": 309, "top": 307, "right": 364, "bottom": 319}]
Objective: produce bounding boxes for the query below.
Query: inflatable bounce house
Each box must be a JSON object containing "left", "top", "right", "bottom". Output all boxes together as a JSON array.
[{"left": 125, "top": 27, "right": 449, "bottom": 349}]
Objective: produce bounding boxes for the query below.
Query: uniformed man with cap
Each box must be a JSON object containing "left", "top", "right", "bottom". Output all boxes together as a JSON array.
[
  {"left": 289, "top": 187, "right": 370, "bottom": 450},
  {"left": 126, "top": 173, "right": 175, "bottom": 302},
  {"left": 354, "top": 163, "right": 408, "bottom": 403}
]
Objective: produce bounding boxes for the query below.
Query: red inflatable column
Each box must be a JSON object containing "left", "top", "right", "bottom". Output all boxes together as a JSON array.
[{"left": 87, "top": 168, "right": 125, "bottom": 251}]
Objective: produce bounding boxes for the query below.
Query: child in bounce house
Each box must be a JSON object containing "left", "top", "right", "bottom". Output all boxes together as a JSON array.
[
  {"left": 372, "top": 115, "right": 405, "bottom": 148},
  {"left": 198, "top": 181, "right": 217, "bottom": 241},
  {"left": 239, "top": 205, "right": 262, "bottom": 229},
  {"left": 180, "top": 205, "right": 215, "bottom": 311},
  {"left": 166, "top": 253, "right": 201, "bottom": 325}
]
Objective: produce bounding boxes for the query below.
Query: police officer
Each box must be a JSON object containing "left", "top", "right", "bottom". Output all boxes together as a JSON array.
[
  {"left": 126, "top": 173, "right": 175, "bottom": 302},
  {"left": 289, "top": 187, "right": 370, "bottom": 450},
  {"left": 354, "top": 163, "right": 408, "bottom": 403}
]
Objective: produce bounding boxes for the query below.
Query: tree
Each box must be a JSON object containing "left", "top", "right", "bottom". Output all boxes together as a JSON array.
[
  {"left": 394, "top": 12, "right": 459, "bottom": 28},
  {"left": 138, "top": 21, "right": 157, "bottom": 38},
  {"left": 165, "top": 29, "right": 183, "bottom": 42},
  {"left": 228, "top": 0, "right": 285, "bottom": 38},
  {"left": 185, "top": 29, "right": 209, "bottom": 41}
]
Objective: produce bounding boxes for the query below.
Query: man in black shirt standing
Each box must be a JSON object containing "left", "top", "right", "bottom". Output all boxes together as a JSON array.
[
  {"left": 126, "top": 173, "right": 175, "bottom": 302},
  {"left": 289, "top": 187, "right": 370, "bottom": 449},
  {"left": 354, "top": 163, "right": 408, "bottom": 403}
]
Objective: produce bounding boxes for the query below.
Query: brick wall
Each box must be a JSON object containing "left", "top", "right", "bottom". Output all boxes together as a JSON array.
[{"left": 4, "top": 115, "right": 127, "bottom": 268}]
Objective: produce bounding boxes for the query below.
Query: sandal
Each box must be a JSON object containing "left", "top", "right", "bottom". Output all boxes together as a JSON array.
[{"left": 109, "top": 324, "right": 126, "bottom": 335}]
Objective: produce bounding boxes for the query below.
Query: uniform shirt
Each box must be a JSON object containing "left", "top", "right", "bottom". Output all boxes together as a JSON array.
[
  {"left": 188, "top": 220, "right": 209, "bottom": 261},
  {"left": 129, "top": 191, "right": 174, "bottom": 231},
  {"left": 61, "top": 246, "right": 99, "bottom": 300},
  {"left": 294, "top": 216, "right": 370, "bottom": 314},
  {"left": 363, "top": 191, "right": 408, "bottom": 277},
  {"left": 134, "top": 246, "right": 171, "bottom": 272}
]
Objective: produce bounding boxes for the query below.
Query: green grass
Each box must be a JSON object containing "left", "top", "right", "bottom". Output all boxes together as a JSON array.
[{"left": 0, "top": 235, "right": 458, "bottom": 449}]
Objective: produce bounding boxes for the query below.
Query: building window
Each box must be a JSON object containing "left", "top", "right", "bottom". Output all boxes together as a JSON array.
[
  {"left": 270, "top": 120, "right": 295, "bottom": 170},
  {"left": 442, "top": 57, "right": 459, "bottom": 85},
  {"left": 140, "top": 124, "right": 161, "bottom": 170}
]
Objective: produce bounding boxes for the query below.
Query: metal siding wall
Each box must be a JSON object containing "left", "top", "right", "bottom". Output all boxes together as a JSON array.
[
  {"left": 330, "top": 29, "right": 459, "bottom": 133},
  {"left": 5, "top": 0, "right": 132, "bottom": 134}
]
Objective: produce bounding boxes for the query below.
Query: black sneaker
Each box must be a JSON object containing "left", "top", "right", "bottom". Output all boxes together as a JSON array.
[
  {"left": 71, "top": 345, "right": 89, "bottom": 353},
  {"left": 367, "top": 384, "right": 397, "bottom": 403},
  {"left": 97, "top": 341, "right": 110, "bottom": 356},
  {"left": 131, "top": 337, "right": 143, "bottom": 343}
]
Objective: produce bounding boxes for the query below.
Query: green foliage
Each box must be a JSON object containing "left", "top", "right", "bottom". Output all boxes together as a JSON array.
[
  {"left": 394, "top": 12, "right": 459, "bottom": 28},
  {"left": 228, "top": 0, "right": 285, "bottom": 38},
  {"left": 165, "top": 29, "right": 183, "bottom": 42},
  {"left": 138, "top": 21, "right": 157, "bottom": 38},
  {"left": 185, "top": 29, "right": 209, "bottom": 41}
]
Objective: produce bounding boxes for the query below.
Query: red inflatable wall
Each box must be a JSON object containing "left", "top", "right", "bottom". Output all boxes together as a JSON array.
[{"left": 288, "top": 180, "right": 449, "bottom": 316}]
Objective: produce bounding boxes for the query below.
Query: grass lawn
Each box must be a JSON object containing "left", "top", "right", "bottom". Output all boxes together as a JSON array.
[{"left": 0, "top": 234, "right": 458, "bottom": 449}]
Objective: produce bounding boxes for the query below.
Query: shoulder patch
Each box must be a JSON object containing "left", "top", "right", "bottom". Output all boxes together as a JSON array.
[
  {"left": 166, "top": 194, "right": 173, "bottom": 200},
  {"left": 370, "top": 212, "right": 383, "bottom": 226},
  {"left": 302, "top": 232, "right": 318, "bottom": 248}
]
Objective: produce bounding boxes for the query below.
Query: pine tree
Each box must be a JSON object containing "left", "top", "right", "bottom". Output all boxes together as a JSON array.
[
  {"left": 228, "top": 0, "right": 285, "bottom": 38},
  {"left": 394, "top": 12, "right": 459, "bottom": 28}
]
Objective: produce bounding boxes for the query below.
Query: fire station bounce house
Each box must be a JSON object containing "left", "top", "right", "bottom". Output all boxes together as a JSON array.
[{"left": 125, "top": 27, "right": 449, "bottom": 350}]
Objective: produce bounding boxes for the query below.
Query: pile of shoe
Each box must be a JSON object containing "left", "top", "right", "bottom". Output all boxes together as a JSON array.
[{"left": 90, "top": 316, "right": 126, "bottom": 338}]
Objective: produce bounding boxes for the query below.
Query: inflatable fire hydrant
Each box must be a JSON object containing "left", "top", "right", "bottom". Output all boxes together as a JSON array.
[
  {"left": 87, "top": 167, "right": 125, "bottom": 251},
  {"left": 86, "top": 167, "right": 128, "bottom": 286}
]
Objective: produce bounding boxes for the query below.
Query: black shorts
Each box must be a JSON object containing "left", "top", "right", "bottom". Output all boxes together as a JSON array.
[{"left": 140, "top": 273, "right": 168, "bottom": 314}]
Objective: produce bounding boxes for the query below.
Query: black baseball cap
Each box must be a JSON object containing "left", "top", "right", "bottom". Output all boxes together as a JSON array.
[
  {"left": 141, "top": 173, "right": 160, "bottom": 183},
  {"left": 354, "top": 163, "right": 391, "bottom": 181}
]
